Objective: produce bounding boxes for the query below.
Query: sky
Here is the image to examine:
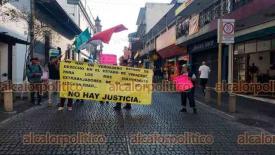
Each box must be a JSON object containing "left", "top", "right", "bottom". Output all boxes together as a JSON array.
[{"left": 87, "top": 0, "right": 171, "bottom": 58}]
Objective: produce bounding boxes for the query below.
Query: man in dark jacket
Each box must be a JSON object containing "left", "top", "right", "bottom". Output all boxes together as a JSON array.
[
  {"left": 27, "top": 57, "right": 43, "bottom": 105},
  {"left": 47, "top": 56, "right": 60, "bottom": 107}
]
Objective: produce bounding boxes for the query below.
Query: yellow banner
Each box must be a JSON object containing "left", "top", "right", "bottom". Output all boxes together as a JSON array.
[{"left": 60, "top": 61, "right": 153, "bottom": 105}]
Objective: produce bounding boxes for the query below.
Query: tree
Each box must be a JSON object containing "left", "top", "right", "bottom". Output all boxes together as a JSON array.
[{"left": 0, "top": 2, "right": 53, "bottom": 80}]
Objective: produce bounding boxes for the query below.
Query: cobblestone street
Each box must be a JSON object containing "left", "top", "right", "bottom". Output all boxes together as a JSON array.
[{"left": 0, "top": 92, "right": 274, "bottom": 155}]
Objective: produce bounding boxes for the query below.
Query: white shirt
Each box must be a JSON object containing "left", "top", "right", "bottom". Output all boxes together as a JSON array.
[{"left": 199, "top": 65, "right": 210, "bottom": 79}]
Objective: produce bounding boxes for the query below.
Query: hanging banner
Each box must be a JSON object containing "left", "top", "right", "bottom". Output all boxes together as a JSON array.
[
  {"left": 99, "top": 54, "right": 117, "bottom": 65},
  {"left": 188, "top": 14, "right": 200, "bottom": 35},
  {"left": 60, "top": 61, "right": 153, "bottom": 105}
]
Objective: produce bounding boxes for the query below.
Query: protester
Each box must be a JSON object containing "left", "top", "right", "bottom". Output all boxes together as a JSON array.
[
  {"left": 47, "top": 56, "right": 60, "bottom": 107},
  {"left": 50, "top": 51, "right": 73, "bottom": 111},
  {"left": 198, "top": 61, "right": 210, "bottom": 96},
  {"left": 113, "top": 57, "right": 131, "bottom": 110},
  {"left": 27, "top": 57, "right": 43, "bottom": 105},
  {"left": 180, "top": 64, "right": 197, "bottom": 114}
]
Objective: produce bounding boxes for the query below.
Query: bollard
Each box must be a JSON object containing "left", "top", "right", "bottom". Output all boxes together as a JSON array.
[
  {"left": 228, "top": 93, "right": 236, "bottom": 113},
  {"left": 4, "top": 89, "right": 13, "bottom": 112}
]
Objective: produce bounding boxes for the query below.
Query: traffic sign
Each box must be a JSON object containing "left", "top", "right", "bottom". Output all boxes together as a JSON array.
[{"left": 218, "top": 19, "right": 235, "bottom": 44}]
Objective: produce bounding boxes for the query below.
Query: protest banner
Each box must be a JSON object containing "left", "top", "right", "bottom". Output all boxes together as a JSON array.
[
  {"left": 173, "top": 75, "right": 194, "bottom": 92},
  {"left": 60, "top": 61, "right": 153, "bottom": 105}
]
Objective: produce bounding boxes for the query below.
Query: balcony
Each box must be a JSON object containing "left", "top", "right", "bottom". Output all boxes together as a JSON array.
[{"left": 176, "top": 0, "right": 253, "bottom": 40}]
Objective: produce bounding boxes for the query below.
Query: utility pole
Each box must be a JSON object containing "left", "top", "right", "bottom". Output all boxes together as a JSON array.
[{"left": 29, "top": 0, "right": 35, "bottom": 58}]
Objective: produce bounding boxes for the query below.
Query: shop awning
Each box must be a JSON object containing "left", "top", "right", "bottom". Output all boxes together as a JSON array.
[
  {"left": 0, "top": 32, "right": 29, "bottom": 45},
  {"left": 157, "top": 44, "right": 187, "bottom": 59},
  {"left": 236, "top": 27, "right": 275, "bottom": 43}
]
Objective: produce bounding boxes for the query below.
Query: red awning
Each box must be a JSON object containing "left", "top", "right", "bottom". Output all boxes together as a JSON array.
[{"left": 157, "top": 45, "right": 187, "bottom": 59}]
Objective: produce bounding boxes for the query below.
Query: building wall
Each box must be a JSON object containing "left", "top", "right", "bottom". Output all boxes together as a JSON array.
[
  {"left": 57, "top": 0, "right": 94, "bottom": 32},
  {"left": 0, "top": 43, "right": 9, "bottom": 82},
  {"left": 34, "top": 6, "right": 75, "bottom": 66},
  {"left": 145, "top": 3, "right": 173, "bottom": 33},
  {"left": 56, "top": 0, "right": 79, "bottom": 25},
  {"left": 0, "top": 2, "right": 29, "bottom": 84}
]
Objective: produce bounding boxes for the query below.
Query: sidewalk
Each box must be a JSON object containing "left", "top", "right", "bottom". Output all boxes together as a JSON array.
[
  {"left": 195, "top": 87, "right": 275, "bottom": 133},
  {"left": 0, "top": 95, "right": 46, "bottom": 123}
]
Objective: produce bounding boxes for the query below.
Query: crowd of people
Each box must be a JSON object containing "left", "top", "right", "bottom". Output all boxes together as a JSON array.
[{"left": 26, "top": 49, "right": 211, "bottom": 114}]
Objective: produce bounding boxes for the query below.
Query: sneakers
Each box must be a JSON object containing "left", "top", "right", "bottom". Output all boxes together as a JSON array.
[
  {"left": 58, "top": 107, "right": 64, "bottom": 111},
  {"left": 68, "top": 107, "right": 73, "bottom": 111},
  {"left": 58, "top": 107, "right": 73, "bottom": 111}
]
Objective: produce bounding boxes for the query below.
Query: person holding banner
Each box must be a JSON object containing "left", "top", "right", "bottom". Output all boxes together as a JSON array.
[
  {"left": 113, "top": 57, "right": 132, "bottom": 110},
  {"left": 180, "top": 64, "right": 197, "bottom": 114},
  {"left": 47, "top": 56, "right": 60, "bottom": 107},
  {"left": 49, "top": 49, "right": 73, "bottom": 111}
]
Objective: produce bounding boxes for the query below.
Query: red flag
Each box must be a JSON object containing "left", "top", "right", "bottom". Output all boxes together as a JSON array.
[{"left": 89, "top": 24, "right": 128, "bottom": 44}]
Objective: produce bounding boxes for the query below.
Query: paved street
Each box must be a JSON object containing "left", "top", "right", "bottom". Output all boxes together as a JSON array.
[{"left": 0, "top": 92, "right": 275, "bottom": 155}]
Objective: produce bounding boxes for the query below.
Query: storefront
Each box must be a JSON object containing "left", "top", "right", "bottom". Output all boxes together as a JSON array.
[
  {"left": 156, "top": 25, "right": 188, "bottom": 81},
  {"left": 188, "top": 38, "right": 228, "bottom": 87},
  {"left": 233, "top": 36, "right": 275, "bottom": 84}
]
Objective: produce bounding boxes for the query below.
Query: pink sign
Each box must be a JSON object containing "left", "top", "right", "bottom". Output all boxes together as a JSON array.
[
  {"left": 173, "top": 75, "right": 194, "bottom": 92},
  {"left": 99, "top": 54, "right": 117, "bottom": 65}
]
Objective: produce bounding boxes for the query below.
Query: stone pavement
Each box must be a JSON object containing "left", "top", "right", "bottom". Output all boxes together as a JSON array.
[
  {"left": 0, "top": 92, "right": 275, "bottom": 155},
  {"left": 195, "top": 88, "right": 275, "bottom": 133}
]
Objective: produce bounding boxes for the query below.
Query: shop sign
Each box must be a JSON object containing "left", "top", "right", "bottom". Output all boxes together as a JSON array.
[
  {"left": 218, "top": 19, "right": 235, "bottom": 44},
  {"left": 189, "top": 40, "right": 216, "bottom": 53}
]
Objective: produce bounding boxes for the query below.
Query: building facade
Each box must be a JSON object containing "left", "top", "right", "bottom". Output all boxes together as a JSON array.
[
  {"left": 176, "top": 0, "right": 275, "bottom": 93},
  {"left": 0, "top": 0, "right": 99, "bottom": 85}
]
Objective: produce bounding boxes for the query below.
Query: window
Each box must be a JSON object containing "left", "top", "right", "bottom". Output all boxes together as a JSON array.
[{"left": 257, "top": 40, "right": 271, "bottom": 52}]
